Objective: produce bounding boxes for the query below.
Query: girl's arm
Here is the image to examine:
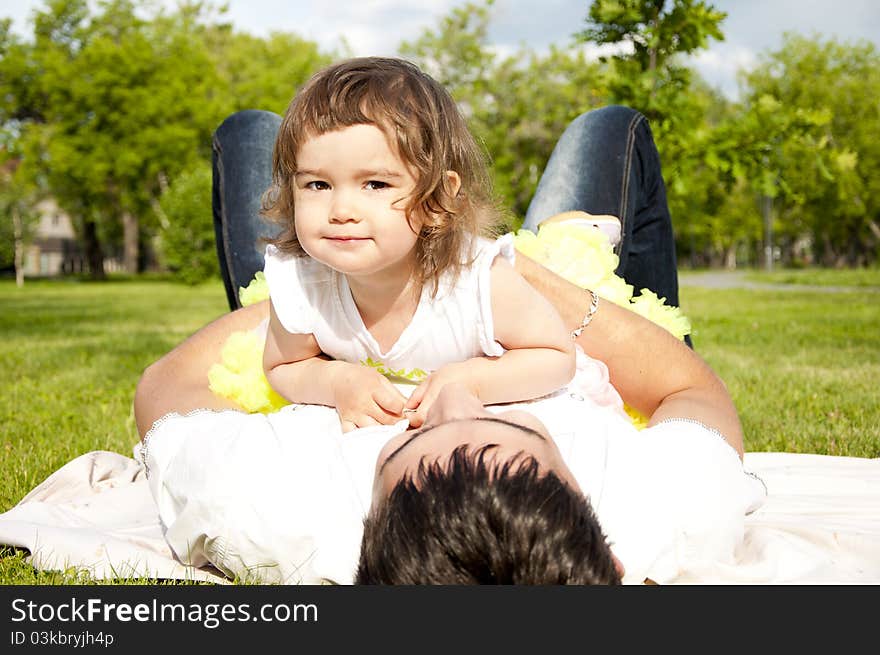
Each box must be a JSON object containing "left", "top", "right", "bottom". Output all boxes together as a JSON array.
[
  {"left": 515, "top": 253, "right": 744, "bottom": 458},
  {"left": 263, "top": 301, "right": 406, "bottom": 431},
  {"left": 480, "top": 256, "right": 576, "bottom": 401},
  {"left": 406, "top": 257, "right": 575, "bottom": 425},
  {"left": 262, "top": 299, "right": 329, "bottom": 404}
]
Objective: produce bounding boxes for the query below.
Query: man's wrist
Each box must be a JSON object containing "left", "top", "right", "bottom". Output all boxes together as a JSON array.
[{"left": 571, "top": 289, "right": 600, "bottom": 339}]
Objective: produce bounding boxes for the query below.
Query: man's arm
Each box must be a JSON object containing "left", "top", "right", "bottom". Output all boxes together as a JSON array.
[
  {"left": 134, "top": 300, "right": 270, "bottom": 439},
  {"left": 515, "top": 253, "right": 744, "bottom": 458}
]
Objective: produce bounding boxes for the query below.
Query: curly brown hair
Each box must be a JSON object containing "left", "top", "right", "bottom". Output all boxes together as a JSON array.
[{"left": 261, "top": 57, "right": 506, "bottom": 293}]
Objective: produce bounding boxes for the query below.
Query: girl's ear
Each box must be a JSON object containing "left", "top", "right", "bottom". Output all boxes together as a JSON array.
[
  {"left": 445, "top": 170, "right": 461, "bottom": 197},
  {"left": 420, "top": 171, "right": 462, "bottom": 230}
]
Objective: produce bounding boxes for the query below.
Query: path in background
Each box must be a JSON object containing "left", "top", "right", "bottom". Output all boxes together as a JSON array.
[{"left": 679, "top": 270, "right": 880, "bottom": 293}]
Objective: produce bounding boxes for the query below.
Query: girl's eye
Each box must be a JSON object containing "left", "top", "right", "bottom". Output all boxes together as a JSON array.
[
  {"left": 305, "top": 181, "right": 329, "bottom": 191},
  {"left": 365, "top": 180, "right": 388, "bottom": 190}
]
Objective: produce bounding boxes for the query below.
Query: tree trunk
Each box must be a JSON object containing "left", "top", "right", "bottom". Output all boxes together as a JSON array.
[
  {"left": 723, "top": 243, "right": 737, "bottom": 269},
  {"left": 83, "top": 219, "right": 106, "bottom": 280},
  {"left": 819, "top": 234, "right": 836, "bottom": 267},
  {"left": 12, "top": 205, "right": 24, "bottom": 288},
  {"left": 122, "top": 211, "right": 139, "bottom": 274},
  {"left": 762, "top": 194, "right": 773, "bottom": 271}
]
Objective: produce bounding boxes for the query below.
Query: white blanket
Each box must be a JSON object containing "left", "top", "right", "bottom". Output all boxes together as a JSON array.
[{"left": 1, "top": 447, "right": 878, "bottom": 584}]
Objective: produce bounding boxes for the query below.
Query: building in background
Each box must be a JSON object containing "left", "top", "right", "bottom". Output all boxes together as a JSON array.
[
  {"left": 21, "top": 199, "right": 84, "bottom": 276},
  {"left": 20, "top": 200, "right": 121, "bottom": 277}
]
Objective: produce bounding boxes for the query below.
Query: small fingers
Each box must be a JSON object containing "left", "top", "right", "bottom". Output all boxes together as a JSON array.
[
  {"left": 373, "top": 380, "right": 407, "bottom": 416},
  {"left": 405, "top": 407, "right": 425, "bottom": 428},
  {"left": 405, "top": 381, "right": 428, "bottom": 410},
  {"left": 339, "top": 413, "right": 380, "bottom": 433},
  {"left": 368, "top": 406, "right": 406, "bottom": 426},
  {"left": 407, "top": 386, "right": 443, "bottom": 429}
]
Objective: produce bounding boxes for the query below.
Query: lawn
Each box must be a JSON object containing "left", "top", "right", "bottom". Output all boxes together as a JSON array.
[
  {"left": 743, "top": 266, "right": 880, "bottom": 288},
  {"left": 680, "top": 284, "right": 879, "bottom": 456},
  {"left": 1, "top": 272, "right": 878, "bottom": 582}
]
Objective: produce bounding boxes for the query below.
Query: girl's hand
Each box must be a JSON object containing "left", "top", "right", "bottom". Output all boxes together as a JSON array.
[
  {"left": 404, "top": 361, "right": 481, "bottom": 428},
  {"left": 332, "top": 363, "right": 407, "bottom": 433}
]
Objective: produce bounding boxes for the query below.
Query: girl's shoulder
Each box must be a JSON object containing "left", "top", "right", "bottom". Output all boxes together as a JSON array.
[
  {"left": 440, "top": 233, "right": 515, "bottom": 289},
  {"left": 263, "top": 246, "right": 336, "bottom": 334},
  {"left": 471, "top": 233, "right": 516, "bottom": 268}
]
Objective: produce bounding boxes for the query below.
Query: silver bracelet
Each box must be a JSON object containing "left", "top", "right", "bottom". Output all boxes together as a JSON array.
[{"left": 571, "top": 289, "right": 599, "bottom": 339}]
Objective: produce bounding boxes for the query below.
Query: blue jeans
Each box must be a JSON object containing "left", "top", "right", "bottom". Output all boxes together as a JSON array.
[
  {"left": 212, "top": 105, "right": 687, "bottom": 342},
  {"left": 523, "top": 105, "right": 681, "bottom": 310}
]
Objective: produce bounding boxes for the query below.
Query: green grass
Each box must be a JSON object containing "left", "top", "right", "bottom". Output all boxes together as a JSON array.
[
  {"left": 0, "top": 278, "right": 228, "bottom": 510},
  {"left": 680, "top": 283, "right": 879, "bottom": 457},
  {"left": 0, "top": 278, "right": 228, "bottom": 584},
  {"left": 1, "top": 272, "right": 878, "bottom": 583},
  {"left": 743, "top": 267, "right": 880, "bottom": 288}
]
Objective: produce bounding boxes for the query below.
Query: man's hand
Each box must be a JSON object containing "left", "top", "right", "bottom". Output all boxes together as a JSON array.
[
  {"left": 403, "top": 361, "right": 482, "bottom": 428},
  {"left": 332, "top": 362, "right": 407, "bottom": 432}
]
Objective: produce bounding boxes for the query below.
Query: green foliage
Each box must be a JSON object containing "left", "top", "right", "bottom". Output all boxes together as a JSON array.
[
  {"left": 575, "top": 1, "right": 725, "bottom": 139},
  {"left": 2, "top": 1, "right": 226, "bottom": 276},
  {"left": 2, "top": 0, "right": 879, "bottom": 274},
  {"left": 741, "top": 35, "right": 880, "bottom": 266},
  {"left": 480, "top": 48, "right": 608, "bottom": 219},
  {"left": 401, "top": 0, "right": 607, "bottom": 222},
  {"left": 575, "top": 1, "right": 729, "bottom": 260},
  {"left": 580, "top": 0, "right": 726, "bottom": 67},
  {"left": 0, "top": 149, "right": 41, "bottom": 274},
  {"left": 157, "top": 163, "right": 218, "bottom": 284},
  {"left": 0, "top": 0, "right": 330, "bottom": 278},
  {"left": 208, "top": 28, "right": 332, "bottom": 115},
  {"left": 570, "top": 1, "right": 879, "bottom": 269}
]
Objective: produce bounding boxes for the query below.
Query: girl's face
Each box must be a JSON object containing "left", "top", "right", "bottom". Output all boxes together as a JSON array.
[{"left": 293, "top": 124, "right": 422, "bottom": 284}]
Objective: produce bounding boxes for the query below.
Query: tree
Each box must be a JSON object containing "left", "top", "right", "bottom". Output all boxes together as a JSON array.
[
  {"left": 578, "top": 0, "right": 725, "bottom": 96},
  {"left": 2, "top": 0, "right": 224, "bottom": 277},
  {"left": 742, "top": 34, "right": 880, "bottom": 266},
  {"left": 1, "top": 1, "right": 332, "bottom": 279},
  {"left": 207, "top": 28, "right": 331, "bottom": 116},
  {"left": 156, "top": 162, "right": 217, "bottom": 284},
  {"left": 575, "top": 1, "right": 727, "bottom": 250},
  {"left": 400, "top": 0, "right": 607, "bottom": 222},
  {"left": 0, "top": 158, "right": 41, "bottom": 286},
  {"left": 0, "top": 19, "right": 43, "bottom": 283}
]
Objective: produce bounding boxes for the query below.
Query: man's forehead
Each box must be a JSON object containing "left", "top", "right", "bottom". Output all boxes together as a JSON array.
[{"left": 380, "top": 416, "right": 547, "bottom": 474}]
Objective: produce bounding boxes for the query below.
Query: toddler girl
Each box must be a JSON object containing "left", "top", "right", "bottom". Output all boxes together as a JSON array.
[{"left": 261, "top": 57, "right": 575, "bottom": 432}]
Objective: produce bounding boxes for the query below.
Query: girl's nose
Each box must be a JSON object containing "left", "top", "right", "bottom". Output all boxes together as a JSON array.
[{"left": 329, "top": 189, "right": 360, "bottom": 223}]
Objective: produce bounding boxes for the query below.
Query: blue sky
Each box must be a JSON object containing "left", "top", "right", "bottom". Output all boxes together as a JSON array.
[{"left": 4, "top": 1, "right": 879, "bottom": 99}]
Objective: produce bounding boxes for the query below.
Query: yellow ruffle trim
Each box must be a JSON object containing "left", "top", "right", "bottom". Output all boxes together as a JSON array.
[
  {"left": 207, "top": 272, "right": 288, "bottom": 413},
  {"left": 209, "top": 226, "right": 691, "bottom": 426},
  {"left": 512, "top": 224, "right": 691, "bottom": 341},
  {"left": 207, "top": 328, "right": 288, "bottom": 414}
]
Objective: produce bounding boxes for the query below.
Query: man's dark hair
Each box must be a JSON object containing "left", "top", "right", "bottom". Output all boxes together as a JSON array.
[{"left": 355, "top": 444, "right": 621, "bottom": 584}]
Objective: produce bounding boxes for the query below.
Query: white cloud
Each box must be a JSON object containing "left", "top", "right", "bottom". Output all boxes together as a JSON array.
[{"left": 690, "top": 46, "right": 759, "bottom": 99}]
